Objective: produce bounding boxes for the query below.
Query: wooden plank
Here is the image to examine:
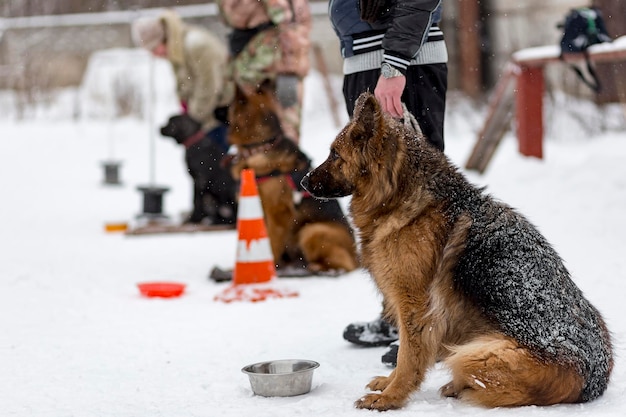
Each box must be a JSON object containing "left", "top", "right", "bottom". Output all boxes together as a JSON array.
[
  {"left": 465, "top": 63, "right": 517, "bottom": 173},
  {"left": 511, "top": 36, "right": 626, "bottom": 67},
  {"left": 457, "top": 0, "right": 482, "bottom": 98},
  {"left": 126, "top": 223, "right": 235, "bottom": 236}
]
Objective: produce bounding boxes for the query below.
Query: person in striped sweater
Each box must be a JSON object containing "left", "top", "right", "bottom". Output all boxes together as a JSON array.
[
  {"left": 328, "top": 0, "right": 448, "bottom": 365},
  {"left": 329, "top": 0, "right": 447, "bottom": 151}
]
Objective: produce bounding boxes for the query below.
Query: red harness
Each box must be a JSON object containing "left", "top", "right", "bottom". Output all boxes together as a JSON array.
[
  {"left": 228, "top": 135, "right": 282, "bottom": 165},
  {"left": 229, "top": 135, "right": 312, "bottom": 200},
  {"left": 182, "top": 130, "right": 206, "bottom": 149}
]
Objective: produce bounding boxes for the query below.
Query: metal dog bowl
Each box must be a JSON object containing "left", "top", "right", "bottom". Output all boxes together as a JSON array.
[{"left": 242, "top": 359, "right": 320, "bottom": 397}]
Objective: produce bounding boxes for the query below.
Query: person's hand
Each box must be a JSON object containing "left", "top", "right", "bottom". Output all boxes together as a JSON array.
[{"left": 374, "top": 75, "right": 406, "bottom": 118}]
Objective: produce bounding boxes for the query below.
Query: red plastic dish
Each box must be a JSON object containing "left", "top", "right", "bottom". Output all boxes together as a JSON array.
[{"left": 137, "top": 282, "right": 186, "bottom": 298}]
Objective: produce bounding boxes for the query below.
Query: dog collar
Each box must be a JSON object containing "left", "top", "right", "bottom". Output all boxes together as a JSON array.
[
  {"left": 183, "top": 130, "right": 206, "bottom": 149},
  {"left": 229, "top": 135, "right": 284, "bottom": 165}
]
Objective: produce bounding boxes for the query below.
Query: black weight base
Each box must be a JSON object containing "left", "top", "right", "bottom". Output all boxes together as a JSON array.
[
  {"left": 136, "top": 185, "right": 170, "bottom": 222},
  {"left": 101, "top": 161, "right": 122, "bottom": 185}
]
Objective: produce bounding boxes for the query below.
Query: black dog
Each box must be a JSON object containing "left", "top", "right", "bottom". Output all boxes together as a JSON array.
[{"left": 160, "top": 114, "right": 237, "bottom": 225}]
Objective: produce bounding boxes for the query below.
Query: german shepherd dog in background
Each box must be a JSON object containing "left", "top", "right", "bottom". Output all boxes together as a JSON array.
[
  {"left": 301, "top": 93, "right": 613, "bottom": 410},
  {"left": 226, "top": 83, "right": 358, "bottom": 273}
]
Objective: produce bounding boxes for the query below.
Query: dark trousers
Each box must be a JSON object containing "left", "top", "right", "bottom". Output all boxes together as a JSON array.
[
  {"left": 342, "top": 62, "right": 447, "bottom": 152},
  {"left": 206, "top": 123, "right": 229, "bottom": 153}
]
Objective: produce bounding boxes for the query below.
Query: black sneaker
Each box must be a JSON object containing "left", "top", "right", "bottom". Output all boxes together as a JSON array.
[
  {"left": 343, "top": 317, "right": 399, "bottom": 347},
  {"left": 381, "top": 341, "right": 399, "bottom": 368}
]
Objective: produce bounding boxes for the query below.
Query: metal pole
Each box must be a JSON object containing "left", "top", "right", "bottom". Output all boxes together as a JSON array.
[
  {"left": 108, "top": 104, "right": 115, "bottom": 160},
  {"left": 148, "top": 54, "right": 156, "bottom": 185}
]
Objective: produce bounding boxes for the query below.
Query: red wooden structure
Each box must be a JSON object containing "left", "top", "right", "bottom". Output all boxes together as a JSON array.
[{"left": 466, "top": 37, "right": 626, "bottom": 173}]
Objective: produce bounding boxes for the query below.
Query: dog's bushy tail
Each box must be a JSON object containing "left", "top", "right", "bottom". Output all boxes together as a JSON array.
[{"left": 443, "top": 333, "right": 584, "bottom": 407}]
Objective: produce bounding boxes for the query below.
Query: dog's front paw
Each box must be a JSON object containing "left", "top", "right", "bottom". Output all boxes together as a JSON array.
[
  {"left": 439, "top": 381, "right": 458, "bottom": 398},
  {"left": 355, "top": 393, "right": 403, "bottom": 411},
  {"left": 367, "top": 376, "right": 391, "bottom": 392}
]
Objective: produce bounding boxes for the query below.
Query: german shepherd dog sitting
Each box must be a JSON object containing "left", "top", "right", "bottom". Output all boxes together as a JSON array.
[
  {"left": 226, "top": 83, "right": 358, "bottom": 273},
  {"left": 160, "top": 114, "right": 237, "bottom": 225},
  {"left": 301, "top": 93, "right": 613, "bottom": 410}
]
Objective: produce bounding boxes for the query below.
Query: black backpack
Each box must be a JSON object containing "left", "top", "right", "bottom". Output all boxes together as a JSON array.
[{"left": 558, "top": 7, "right": 612, "bottom": 92}]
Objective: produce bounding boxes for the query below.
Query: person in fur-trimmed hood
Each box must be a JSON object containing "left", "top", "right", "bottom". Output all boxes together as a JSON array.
[
  {"left": 132, "top": 11, "right": 237, "bottom": 225},
  {"left": 216, "top": 0, "right": 312, "bottom": 143}
]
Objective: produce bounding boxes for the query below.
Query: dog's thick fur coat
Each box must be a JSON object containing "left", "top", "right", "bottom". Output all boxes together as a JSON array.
[
  {"left": 227, "top": 84, "right": 358, "bottom": 273},
  {"left": 301, "top": 93, "right": 613, "bottom": 410}
]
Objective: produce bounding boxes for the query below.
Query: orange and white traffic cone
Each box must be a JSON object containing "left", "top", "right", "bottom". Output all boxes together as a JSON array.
[
  {"left": 214, "top": 169, "right": 298, "bottom": 303},
  {"left": 232, "top": 168, "right": 276, "bottom": 285}
]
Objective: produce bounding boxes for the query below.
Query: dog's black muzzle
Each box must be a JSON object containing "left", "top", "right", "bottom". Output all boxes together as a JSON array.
[
  {"left": 301, "top": 172, "right": 350, "bottom": 200},
  {"left": 301, "top": 172, "right": 330, "bottom": 199}
]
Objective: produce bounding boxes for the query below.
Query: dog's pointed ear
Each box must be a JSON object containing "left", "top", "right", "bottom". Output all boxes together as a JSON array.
[
  {"left": 352, "top": 92, "right": 384, "bottom": 139},
  {"left": 234, "top": 84, "right": 249, "bottom": 106}
]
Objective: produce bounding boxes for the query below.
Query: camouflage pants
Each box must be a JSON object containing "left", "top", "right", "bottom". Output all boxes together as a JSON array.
[{"left": 229, "top": 37, "right": 305, "bottom": 144}]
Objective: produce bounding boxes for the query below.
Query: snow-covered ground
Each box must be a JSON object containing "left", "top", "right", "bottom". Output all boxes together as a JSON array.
[{"left": 1, "top": 61, "right": 625, "bottom": 416}]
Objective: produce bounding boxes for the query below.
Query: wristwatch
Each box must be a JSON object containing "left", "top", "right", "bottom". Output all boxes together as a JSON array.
[{"left": 381, "top": 62, "right": 403, "bottom": 79}]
